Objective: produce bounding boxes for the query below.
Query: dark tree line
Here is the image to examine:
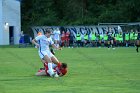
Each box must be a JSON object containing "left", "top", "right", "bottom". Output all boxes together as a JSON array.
[{"left": 21, "top": 0, "right": 140, "bottom": 33}]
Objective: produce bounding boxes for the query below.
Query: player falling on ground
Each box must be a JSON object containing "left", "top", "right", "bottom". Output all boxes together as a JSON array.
[{"left": 36, "top": 62, "right": 67, "bottom": 77}]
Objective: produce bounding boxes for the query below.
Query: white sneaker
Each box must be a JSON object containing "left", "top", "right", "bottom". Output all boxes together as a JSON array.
[
  {"left": 112, "top": 48, "right": 115, "bottom": 50},
  {"left": 47, "top": 70, "right": 59, "bottom": 77},
  {"left": 53, "top": 72, "right": 59, "bottom": 77},
  {"left": 47, "top": 70, "right": 54, "bottom": 77}
]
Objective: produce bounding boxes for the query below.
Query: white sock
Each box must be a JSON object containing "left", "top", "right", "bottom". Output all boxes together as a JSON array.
[
  {"left": 55, "top": 44, "right": 57, "bottom": 47},
  {"left": 56, "top": 44, "right": 59, "bottom": 48},
  {"left": 48, "top": 63, "right": 53, "bottom": 73}
]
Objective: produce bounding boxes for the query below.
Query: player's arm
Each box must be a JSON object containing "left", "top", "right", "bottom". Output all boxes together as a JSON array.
[
  {"left": 32, "top": 35, "right": 43, "bottom": 48},
  {"left": 32, "top": 35, "right": 41, "bottom": 48},
  {"left": 52, "top": 44, "right": 61, "bottom": 50},
  {"left": 32, "top": 39, "right": 39, "bottom": 48}
]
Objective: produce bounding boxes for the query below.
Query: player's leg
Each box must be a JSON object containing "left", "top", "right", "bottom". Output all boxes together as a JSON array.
[
  {"left": 138, "top": 40, "right": 140, "bottom": 52},
  {"left": 136, "top": 40, "right": 140, "bottom": 52},
  {"left": 35, "top": 70, "right": 46, "bottom": 76},
  {"left": 50, "top": 48, "right": 55, "bottom": 55},
  {"left": 41, "top": 56, "right": 59, "bottom": 66},
  {"left": 43, "top": 55, "right": 55, "bottom": 76},
  {"left": 38, "top": 51, "right": 56, "bottom": 77},
  {"left": 107, "top": 40, "right": 110, "bottom": 48},
  {"left": 51, "top": 56, "right": 59, "bottom": 65},
  {"left": 111, "top": 39, "right": 115, "bottom": 49},
  {"left": 40, "top": 51, "right": 58, "bottom": 66},
  {"left": 40, "top": 56, "right": 60, "bottom": 77},
  {"left": 54, "top": 40, "right": 57, "bottom": 48},
  {"left": 41, "top": 59, "right": 46, "bottom": 64},
  {"left": 56, "top": 40, "right": 60, "bottom": 48}
]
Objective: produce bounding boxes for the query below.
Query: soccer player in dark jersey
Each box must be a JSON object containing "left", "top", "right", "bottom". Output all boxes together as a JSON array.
[
  {"left": 107, "top": 28, "right": 115, "bottom": 49},
  {"left": 136, "top": 31, "right": 140, "bottom": 52}
]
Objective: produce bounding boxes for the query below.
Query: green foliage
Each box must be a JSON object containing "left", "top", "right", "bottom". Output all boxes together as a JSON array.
[{"left": 21, "top": 0, "right": 140, "bottom": 33}]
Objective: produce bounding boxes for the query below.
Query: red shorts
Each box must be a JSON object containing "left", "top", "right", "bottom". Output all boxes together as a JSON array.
[{"left": 61, "top": 37, "right": 66, "bottom": 42}]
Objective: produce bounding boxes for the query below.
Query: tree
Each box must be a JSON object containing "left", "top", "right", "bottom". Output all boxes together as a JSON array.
[{"left": 21, "top": 0, "right": 140, "bottom": 33}]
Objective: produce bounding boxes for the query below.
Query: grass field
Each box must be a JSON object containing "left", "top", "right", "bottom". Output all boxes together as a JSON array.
[{"left": 0, "top": 46, "right": 140, "bottom": 93}]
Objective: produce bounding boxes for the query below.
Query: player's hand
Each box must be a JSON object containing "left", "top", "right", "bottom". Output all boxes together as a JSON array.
[
  {"left": 35, "top": 44, "right": 39, "bottom": 48},
  {"left": 57, "top": 47, "right": 62, "bottom": 50},
  {"left": 59, "top": 73, "right": 63, "bottom": 77}
]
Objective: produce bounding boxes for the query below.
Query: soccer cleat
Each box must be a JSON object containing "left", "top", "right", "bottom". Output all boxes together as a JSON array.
[
  {"left": 47, "top": 70, "right": 59, "bottom": 77},
  {"left": 53, "top": 72, "right": 59, "bottom": 77},
  {"left": 112, "top": 48, "right": 115, "bottom": 50},
  {"left": 40, "top": 68, "right": 45, "bottom": 70},
  {"left": 47, "top": 70, "right": 54, "bottom": 77}
]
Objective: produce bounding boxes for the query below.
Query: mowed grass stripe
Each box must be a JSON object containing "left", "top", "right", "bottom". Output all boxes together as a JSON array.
[{"left": 0, "top": 47, "right": 140, "bottom": 93}]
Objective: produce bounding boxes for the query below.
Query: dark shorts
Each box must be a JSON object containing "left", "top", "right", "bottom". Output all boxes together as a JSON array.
[
  {"left": 137, "top": 37, "right": 140, "bottom": 40},
  {"left": 108, "top": 37, "right": 114, "bottom": 41}
]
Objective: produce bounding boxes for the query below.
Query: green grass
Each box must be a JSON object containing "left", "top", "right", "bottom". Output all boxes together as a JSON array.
[{"left": 0, "top": 46, "right": 140, "bottom": 93}]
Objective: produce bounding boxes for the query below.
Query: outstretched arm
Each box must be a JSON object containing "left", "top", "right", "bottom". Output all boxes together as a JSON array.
[{"left": 52, "top": 44, "right": 62, "bottom": 50}]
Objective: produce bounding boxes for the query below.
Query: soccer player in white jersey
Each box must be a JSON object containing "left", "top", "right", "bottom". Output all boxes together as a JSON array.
[
  {"left": 32, "top": 29, "right": 61, "bottom": 77},
  {"left": 53, "top": 28, "right": 61, "bottom": 48}
]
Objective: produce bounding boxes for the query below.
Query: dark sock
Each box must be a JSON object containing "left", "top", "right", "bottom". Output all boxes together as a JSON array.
[
  {"left": 136, "top": 45, "right": 139, "bottom": 52},
  {"left": 108, "top": 44, "right": 110, "bottom": 48},
  {"left": 112, "top": 44, "right": 114, "bottom": 48},
  {"left": 50, "top": 48, "right": 55, "bottom": 55}
]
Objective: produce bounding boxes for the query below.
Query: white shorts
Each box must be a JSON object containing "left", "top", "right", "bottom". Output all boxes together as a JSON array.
[
  {"left": 38, "top": 50, "right": 54, "bottom": 59},
  {"left": 53, "top": 36, "right": 60, "bottom": 41},
  {"left": 54, "top": 37, "right": 60, "bottom": 41}
]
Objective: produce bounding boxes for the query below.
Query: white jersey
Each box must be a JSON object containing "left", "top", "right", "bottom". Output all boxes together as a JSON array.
[
  {"left": 53, "top": 30, "right": 60, "bottom": 40},
  {"left": 35, "top": 35, "right": 54, "bottom": 51}
]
